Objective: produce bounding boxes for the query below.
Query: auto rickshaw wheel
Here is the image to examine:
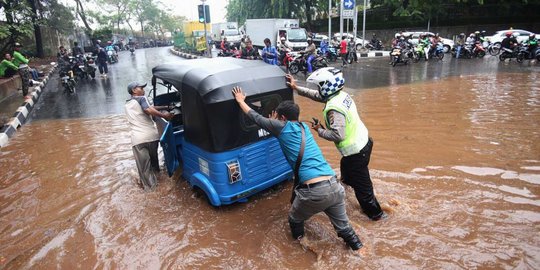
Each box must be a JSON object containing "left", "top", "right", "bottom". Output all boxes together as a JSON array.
[{"left": 193, "top": 186, "right": 212, "bottom": 205}]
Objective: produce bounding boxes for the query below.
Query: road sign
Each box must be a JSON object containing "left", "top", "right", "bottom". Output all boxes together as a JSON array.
[
  {"left": 343, "top": 9, "right": 354, "bottom": 18},
  {"left": 344, "top": 0, "right": 355, "bottom": 10}
]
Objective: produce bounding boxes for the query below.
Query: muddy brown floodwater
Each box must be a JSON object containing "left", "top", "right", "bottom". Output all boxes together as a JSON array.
[{"left": 1, "top": 72, "right": 539, "bottom": 269}]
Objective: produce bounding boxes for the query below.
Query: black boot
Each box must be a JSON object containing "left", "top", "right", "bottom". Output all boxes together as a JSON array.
[
  {"left": 338, "top": 230, "right": 363, "bottom": 250},
  {"left": 288, "top": 217, "right": 305, "bottom": 240}
]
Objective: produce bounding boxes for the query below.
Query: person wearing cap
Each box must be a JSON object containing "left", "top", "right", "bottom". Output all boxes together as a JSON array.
[
  {"left": 125, "top": 82, "right": 174, "bottom": 190},
  {"left": 287, "top": 68, "right": 387, "bottom": 221},
  {"left": 0, "top": 54, "right": 19, "bottom": 78},
  {"left": 96, "top": 47, "right": 108, "bottom": 77},
  {"left": 231, "top": 86, "right": 364, "bottom": 252},
  {"left": 13, "top": 43, "right": 40, "bottom": 80}
]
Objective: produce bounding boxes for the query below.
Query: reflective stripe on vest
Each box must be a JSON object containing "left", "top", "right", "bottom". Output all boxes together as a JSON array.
[{"left": 322, "top": 91, "right": 368, "bottom": 156}]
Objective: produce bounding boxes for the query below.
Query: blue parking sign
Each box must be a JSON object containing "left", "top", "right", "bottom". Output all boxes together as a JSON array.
[{"left": 344, "top": 0, "right": 355, "bottom": 10}]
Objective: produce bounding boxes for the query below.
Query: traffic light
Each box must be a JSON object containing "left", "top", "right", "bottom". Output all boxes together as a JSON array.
[{"left": 198, "top": 4, "right": 211, "bottom": 23}]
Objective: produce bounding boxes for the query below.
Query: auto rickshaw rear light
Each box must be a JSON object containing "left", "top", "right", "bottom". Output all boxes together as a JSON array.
[{"left": 227, "top": 160, "right": 242, "bottom": 184}]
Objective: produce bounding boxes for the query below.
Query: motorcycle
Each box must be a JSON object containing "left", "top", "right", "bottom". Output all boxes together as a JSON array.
[
  {"left": 390, "top": 47, "right": 408, "bottom": 66},
  {"left": 499, "top": 45, "right": 521, "bottom": 62},
  {"left": 472, "top": 42, "right": 486, "bottom": 58},
  {"left": 367, "top": 40, "right": 384, "bottom": 51},
  {"left": 59, "top": 67, "right": 76, "bottom": 94},
  {"left": 413, "top": 43, "right": 429, "bottom": 62},
  {"left": 85, "top": 55, "right": 97, "bottom": 79},
  {"left": 428, "top": 42, "right": 445, "bottom": 60},
  {"left": 129, "top": 46, "right": 135, "bottom": 55},
  {"left": 278, "top": 49, "right": 294, "bottom": 70},
  {"left": 516, "top": 45, "right": 540, "bottom": 62},
  {"left": 288, "top": 52, "right": 328, "bottom": 75},
  {"left": 485, "top": 41, "right": 501, "bottom": 56},
  {"left": 317, "top": 46, "right": 338, "bottom": 62},
  {"left": 72, "top": 55, "right": 87, "bottom": 80},
  {"left": 107, "top": 49, "right": 118, "bottom": 64}
]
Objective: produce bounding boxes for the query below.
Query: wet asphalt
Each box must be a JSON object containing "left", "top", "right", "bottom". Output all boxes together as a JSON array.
[{"left": 28, "top": 46, "right": 537, "bottom": 121}]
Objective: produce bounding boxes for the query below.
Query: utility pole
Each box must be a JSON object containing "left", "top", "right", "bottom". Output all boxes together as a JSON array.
[
  {"left": 328, "top": 0, "right": 331, "bottom": 39},
  {"left": 201, "top": 0, "right": 211, "bottom": 57},
  {"left": 362, "top": 0, "right": 366, "bottom": 49}
]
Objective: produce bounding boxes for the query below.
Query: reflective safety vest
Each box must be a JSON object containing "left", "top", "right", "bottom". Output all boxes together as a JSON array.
[{"left": 323, "top": 91, "right": 369, "bottom": 157}]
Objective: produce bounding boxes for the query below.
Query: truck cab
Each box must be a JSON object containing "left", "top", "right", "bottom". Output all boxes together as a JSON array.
[{"left": 278, "top": 28, "right": 308, "bottom": 51}]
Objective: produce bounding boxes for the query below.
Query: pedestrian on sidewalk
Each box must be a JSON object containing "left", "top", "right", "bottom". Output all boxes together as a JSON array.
[
  {"left": 96, "top": 47, "right": 108, "bottom": 77},
  {"left": 232, "top": 86, "right": 364, "bottom": 251},
  {"left": 287, "top": 69, "right": 387, "bottom": 221},
  {"left": 340, "top": 37, "right": 348, "bottom": 67},
  {"left": 125, "top": 82, "right": 173, "bottom": 190},
  {"left": 1, "top": 54, "right": 19, "bottom": 78},
  {"left": 12, "top": 43, "right": 39, "bottom": 81}
]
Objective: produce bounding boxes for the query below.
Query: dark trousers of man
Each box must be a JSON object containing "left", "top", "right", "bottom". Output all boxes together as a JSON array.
[
  {"left": 340, "top": 138, "right": 384, "bottom": 220},
  {"left": 98, "top": 61, "right": 108, "bottom": 74},
  {"left": 341, "top": 52, "right": 348, "bottom": 66},
  {"left": 132, "top": 140, "right": 159, "bottom": 190}
]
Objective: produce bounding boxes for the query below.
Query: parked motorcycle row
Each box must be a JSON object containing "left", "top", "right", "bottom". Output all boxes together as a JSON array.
[{"left": 58, "top": 54, "right": 97, "bottom": 94}]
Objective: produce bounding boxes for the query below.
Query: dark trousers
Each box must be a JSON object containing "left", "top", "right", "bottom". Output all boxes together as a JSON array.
[
  {"left": 340, "top": 138, "right": 384, "bottom": 219},
  {"left": 98, "top": 62, "right": 108, "bottom": 74},
  {"left": 341, "top": 52, "right": 348, "bottom": 65}
]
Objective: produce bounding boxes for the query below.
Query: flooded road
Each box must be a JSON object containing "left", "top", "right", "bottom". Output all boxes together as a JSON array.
[{"left": 1, "top": 49, "right": 539, "bottom": 268}]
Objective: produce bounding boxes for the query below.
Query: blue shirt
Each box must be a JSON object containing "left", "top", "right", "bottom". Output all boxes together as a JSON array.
[
  {"left": 262, "top": 46, "right": 278, "bottom": 65},
  {"left": 247, "top": 110, "right": 335, "bottom": 183}
]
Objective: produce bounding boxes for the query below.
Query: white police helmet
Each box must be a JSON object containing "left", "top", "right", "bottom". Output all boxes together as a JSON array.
[{"left": 306, "top": 67, "right": 345, "bottom": 98}]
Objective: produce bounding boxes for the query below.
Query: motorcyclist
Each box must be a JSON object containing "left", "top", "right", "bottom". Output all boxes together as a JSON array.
[
  {"left": 105, "top": 41, "right": 117, "bottom": 63},
  {"left": 501, "top": 31, "right": 518, "bottom": 51},
  {"left": 220, "top": 37, "right": 231, "bottom": 53},
  {"left": 301, "top": 38, "right": 316, "bottom": 74},
  {"left": 262, "top": 38, "right": 278, "bottom": 65},
  {"left": 429, "top": 33, "right": 442, "bottom": 56},
  {"left": 320, "top": 37, "right": 329, "bottom": 55},
  {"left": 455, "top": 33, "right": 466, "bottom": 59},
  {"left": 72, "top": 42, "right": 84, "bottom": 57},
  {"left": 240, "top": 39, "right": 259, "bottom": 60},
  {"left": 391, "top": 33, "right": 401, "bottom": 47},
  {"left": 522, "top": 34, "right": 538, "bottom": 57},
  {"left": 277, "top": 37, "right": 291, "bottom": 67},
  {"left": 370, "top": 33, "right": 379, "bottom": 49},
  {"left": 419, "top": 33, "right": 431, "bottom": 60}
]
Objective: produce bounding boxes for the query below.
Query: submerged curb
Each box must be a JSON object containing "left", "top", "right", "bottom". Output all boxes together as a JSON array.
[
  {"left": 169, "top": 48, "right": 203, "bottom": 60},
  {"left": 0, "top": 65, "right": 57, "bottom": 148}
]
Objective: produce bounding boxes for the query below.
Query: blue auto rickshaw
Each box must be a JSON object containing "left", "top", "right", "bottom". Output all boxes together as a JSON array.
[{"left": 151, "top": 58, "right": 293, "bottom": 206}]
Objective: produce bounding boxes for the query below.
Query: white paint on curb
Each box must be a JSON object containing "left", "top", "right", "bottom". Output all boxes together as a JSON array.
[
  {"left": 0, "top": 133, "right": 8, "bottom": 147},
  {"left": 16, "top": 106, "right": 29, "bottom": 118},
  {"left": 8, "top": 117, "right": 21, "bottom": 129}
]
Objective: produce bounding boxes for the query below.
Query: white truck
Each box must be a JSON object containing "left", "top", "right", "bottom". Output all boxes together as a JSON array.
[
  {"left": 245, "top": 18, "right": 308, "bottom": 51},
  {"left": 212, "top": 22, "right": 242, "bottom": 46}
]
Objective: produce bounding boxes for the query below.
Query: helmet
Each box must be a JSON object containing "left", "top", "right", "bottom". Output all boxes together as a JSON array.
[
  {"left": 530, "top": 34, "right": 536, "bottom": 39},
  {"left": 435, "top": 33, "right": 439, "bottom": 37},
  {"left": 475, "top": 31, "right": 480, "bottom": 35},
  {"left": 306, "top": 67, "right": 345, "bottom": 98},
  {"left": 469, "top": 33, "right": 475, "bottom": 37},
  {"left": 481, "top": 30, "right": 486, "bottom": 35},
  {"left": 395, "top": 33, "right": 401, "bottom": 38},
  {"left": 459, "top": 33, "right": 465, "bottom": 37},
  {"left": 513, "top": 32, "right": 519, "bottom": 38},
  {"left": 96, "top": 39, "right": 101, "bottom": 44},
  {"left": 280, "top": 37, "right": 286, "bottom": 41},
  {"left": 307, "top": 38, "right": 312, "bottom": 43},
  {"left": 107, "top": 41, "right": 112, "bottom": 44},
  {"left": 506, "top": 31, "right": 512, "bottom": 37}
]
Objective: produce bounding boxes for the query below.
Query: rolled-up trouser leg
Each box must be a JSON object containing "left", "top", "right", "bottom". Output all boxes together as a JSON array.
[
  {"left": 288, "top": 216, "right": 305, "bottom": 240},
  {"left": 132, "top": 141, "right": 158, "bottom": 190}
]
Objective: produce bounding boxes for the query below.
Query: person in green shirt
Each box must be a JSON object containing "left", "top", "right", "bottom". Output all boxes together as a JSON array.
[
  {"left": 0, "top": 54, "right": 19, "bottom": 78},
  {"left": 13, "top": 42, "right": 40, "bottom": 81}
]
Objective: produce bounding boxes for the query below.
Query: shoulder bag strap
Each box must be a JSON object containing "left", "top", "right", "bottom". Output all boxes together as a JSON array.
[{"left": 290, "top": 122, "right": 306, "bottom": 204}]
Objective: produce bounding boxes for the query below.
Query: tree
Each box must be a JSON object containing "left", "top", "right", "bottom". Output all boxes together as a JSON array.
[
  {"left": 74, "top": 0, "right": 93, "bottom": 33},
  {"left": 0, "top": 0, "right": 34, "bottom": 55}
]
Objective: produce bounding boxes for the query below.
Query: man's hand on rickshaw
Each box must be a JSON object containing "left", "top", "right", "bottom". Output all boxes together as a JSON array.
[
  {"left": 232, "top": 86, "right": 246, "bottom": 103},
  {"left": 285, "top": 74, "right": 298, "bottom": 91},
  {"left": 269, "top": 110, "right": 278, "bottom": 119},
  {"left": 163, "top": 111, "right": 174, "bottom": 121}
]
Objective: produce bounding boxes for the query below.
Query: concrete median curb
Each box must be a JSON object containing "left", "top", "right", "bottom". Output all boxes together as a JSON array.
[
  {"left": 0, "top": 65, "right": 57, "bottom": 148},
  {"left": 170, "top": 48, "right": 203, "bottom": 60},
  {"left": 359, "top": 51, "right": 390, "bottom": 58}
]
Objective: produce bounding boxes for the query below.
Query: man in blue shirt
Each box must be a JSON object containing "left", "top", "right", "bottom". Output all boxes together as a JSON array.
[
  {"left": 232, "top": 86, "right": 363, "bottom": 251},
  {"left": 262, "top": 38, "right": 278, "bottom": 65}
]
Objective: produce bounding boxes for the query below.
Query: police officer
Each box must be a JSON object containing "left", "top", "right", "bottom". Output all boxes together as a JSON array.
[{"left": 287, "top": 68, "right": 387, "bottom": 221}]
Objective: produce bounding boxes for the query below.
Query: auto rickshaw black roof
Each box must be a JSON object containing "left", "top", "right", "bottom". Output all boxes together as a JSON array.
[
  {"left": 151, "top": 58, "right": 287, "bottom": 104},
  {"left": 151, "top": 58, "right": 292, "bottom": 153}
]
